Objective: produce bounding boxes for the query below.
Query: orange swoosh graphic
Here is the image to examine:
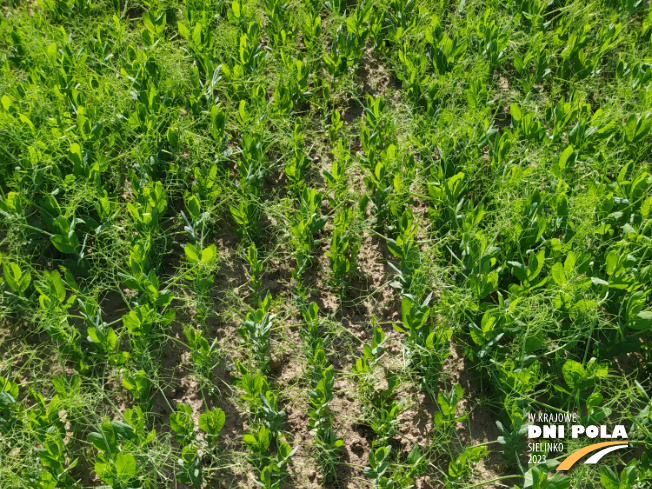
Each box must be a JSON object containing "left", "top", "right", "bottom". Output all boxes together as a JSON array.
[{"left": 556, "top": 442, "right": 629, "bottom": 471}]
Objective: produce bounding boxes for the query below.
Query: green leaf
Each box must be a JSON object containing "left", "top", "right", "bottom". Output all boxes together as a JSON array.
[
  {"left": 87, "top": 327, "right": 101, "bottom": 345},
  {"left": 553, "top": 145, "right": 574, "bottom": 177},
  {"left": 0, "top": 392, "right": 16, "bottom": 408},
  {"left": 115, "top": 452, "right": 137, "bottom": 479},
  {"left": 185, "top": 194, "right": 201, "bottom": 220},
  {"left": 243, "top": 433, "right": 257, "bottom": 449},
  {"left": 199, "top": 408, "right": 226, "bottom": 436},
  {"left": 19, "top": 113, "right": 35, "bottom": 132},
  {"left": 527, "top": 249, "right": 546, "bottom": 282},
  {"left": 510, "top": 103, "right": 522, "bottom": 122},
  {"left": 624, "top": 114, "right": 637, "bottom": 143},
  {"left": 178, "top": 22, "right": 190, "bottom": 40},
  {"left": 87, "top": 432, "right": 109, "bottom": 452},
  {"left": 508, "top": 261, "right": 527, "bottom": 282},
  {"left": 546, "top": 473, "right": 571, "bottom": 489},
  {"left": 210, "top": 105, "right": 226, "bottom": 139},
  {"left": 111, "top": 420, "right": 135, "bottom": 440},
  {"left": 1, "top": 95, "right": 12, "bottom": 112},
  {"left": 201, "top": 245, "right": 217, "bottom": 266},
  {"left": 562, "top": 360, "right": 585, "bottom": 389},
  {"left": 170, "top": 403, "right": 194, "bottom": 435},
  {"left": 50, "top": 271, "right": 66, "bottom": 302},
  {"left": 167, "top": 127, "right": 179, "bottom": 150},
  {"left": 386, "top": 238, "right": 402, "bottom": 258},
  {"left": 630, "top": 311, "right": 652, "bottom": 331},
  {"left": 68, "top": 143, "right": 83, "bottom": 169},
  {"left": 192, "top": 23, "right": 203, "bottom": 47},
  {"left": 51, "top": 235, "right": 77, "bottom": 254},
  {"left": 231, "top": 0, "right": 241, "bottom": 19},
  {"left": 551, "top": 262, "right": 565, "bottom": 285},
  {"left": 184, "top": 244, "right": 200, "bottom": 264},
  {"left": 407, "top": 445, "right": 426, "bottom": 475},
  {"left": 239, "top": 100, "right": 247, "bottom": 121},
  {"left": 620, "top": 466, "right": 638, "bottom": 487},
  {"left": 3, "top": 261, "right": 31, "bottom": 294},
  {"left": 590, "top": 277, "right": 608, "bottom": 286},
  {"left": 392, "top": 323, "right": 406, "bottom": 334},
  {"left": 599, "top": 466, "right": 619, "bottom": 489},
  {"left": 513, "top": 53, "right": 524, "bottom": 73},
  {"left": 355, "top": 357, "right": 369, "bottom": 372},
  {"left": 142, "top": 11, "right": 155, "bottom": 34}
]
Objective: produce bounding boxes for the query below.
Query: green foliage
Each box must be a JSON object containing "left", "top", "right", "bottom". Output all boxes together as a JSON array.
[
  {"left": 80, "top": 297, "right": 129, "bottom": 367},
  {"left": 3, "top": 260, "right": 32, "bottom": 296},
  {"left": 238, "top": 305, "right": 275, "bottom": 369},
  {"left": 1, "top": 1, "right": 651, "bottom": 488},
  {"left": 496, "top": 400, "right": 529, "bottom": 471},
  {"left": 288, "top": 187, "right": 327, "bottom": 281},
  {"left": 87, "top": 409, "right": 155, "bottom": 489},
  {"left": 522, "top": 466, "right": 570, "bottom": 489},
  {"left": 434, "top": 385, "right": 467, "bottom": 431},
  {"left": 121, "top": 370, "right": 152, "bottom": 409},
  {"left": 326, "top": 207, "right": 360, "bottom": 295},
  {"left": 447, "top": 445, "right": 489, "bottom": 481},
  {"left": 300, "top": 303, "right": 342, "bottom": 476},
  {"left": 364, "top": 445, "right": 394, "bottom": 488},
  {"left": 245, "top": 243, "right": 264, "bottom": 297},
  {"left": 323, "top": 8, "right": 371, "bottom": 76},
  {"left": 284, "top": 120, "right": 311, "bottom": 194},
  {"left": 185, "top": 326, "right": 218, "bottom": 388},
  {"left": 0, "top": 375, "right": 20, "bottom": 431},
  {"left": 560, "top": 358, "right": 609, "bottom": 392},
  {"left": 601, "top": 463, "right": 639, "bottom": 489},
  {"left": 170, "top": 403, "right": 196, "bottom": 446},
  {"left": 199, "top": 407, "right": 226, "bottom": 447}
]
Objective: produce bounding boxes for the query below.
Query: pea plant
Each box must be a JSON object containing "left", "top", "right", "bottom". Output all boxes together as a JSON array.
[
  {"left": 326, "top": 207, "right": 360, "bottom": 297},
  {"left": 169, "top": 402, "right": 226, "bottom": 487},
  {"left": 300, "top": 303, "right": 343, "bottom": 477}
]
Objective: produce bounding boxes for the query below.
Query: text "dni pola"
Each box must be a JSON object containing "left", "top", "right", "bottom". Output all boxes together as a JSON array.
[{"left": 528, "top": 424, "right": 628, "bottom": 439}]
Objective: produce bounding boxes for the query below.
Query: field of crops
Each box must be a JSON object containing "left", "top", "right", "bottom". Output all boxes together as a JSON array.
[{"left": 1, "top": 0, "right": 652, "bottom": 488}]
